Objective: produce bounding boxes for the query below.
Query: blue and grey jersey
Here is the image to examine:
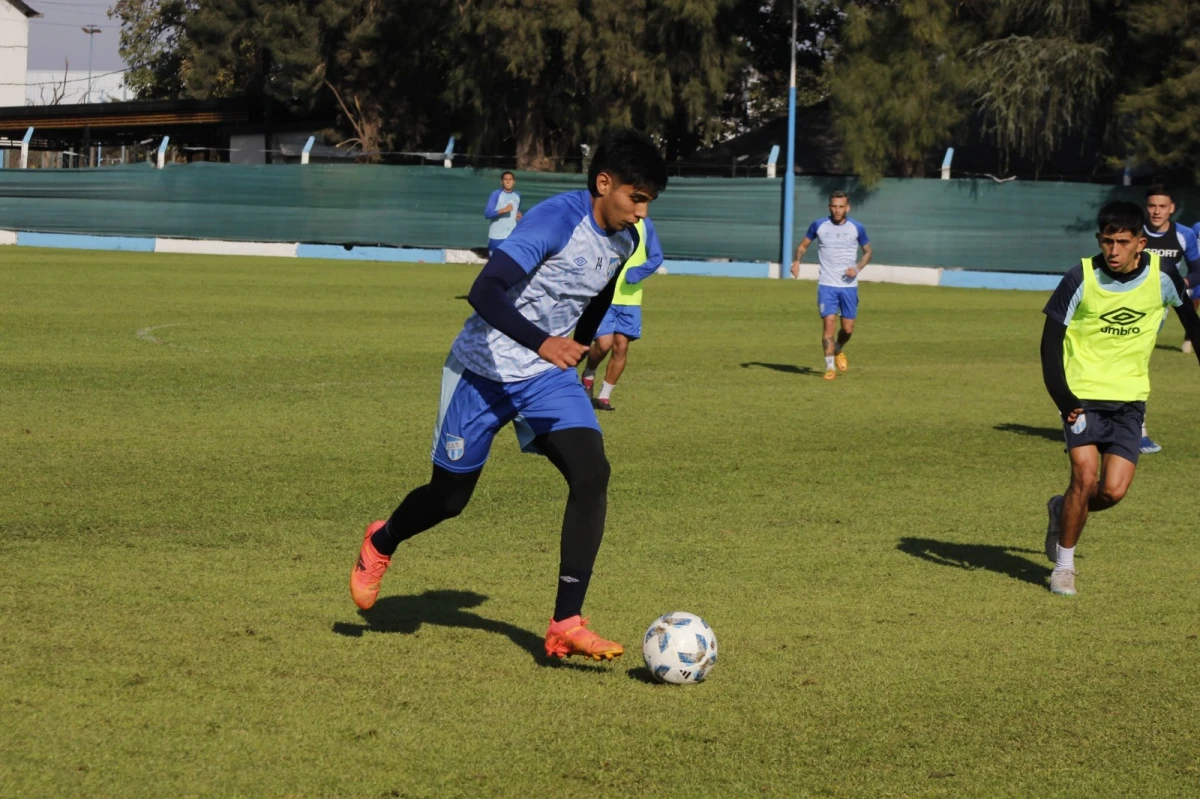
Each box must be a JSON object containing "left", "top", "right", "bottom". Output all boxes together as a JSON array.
[
  {"left": 805, "top": 217, "right": 869, "bottom": 287},
  {"left": 453, "top": 189, "right": 636, "bottom": 382},
  {"left": 485, "top": 189, "right": 521, "bottom": 241}
]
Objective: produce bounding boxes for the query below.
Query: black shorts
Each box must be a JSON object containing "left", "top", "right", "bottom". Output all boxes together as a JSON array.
[{"left": 1062, "top": 401, "right": 1145, "bottom": 465}]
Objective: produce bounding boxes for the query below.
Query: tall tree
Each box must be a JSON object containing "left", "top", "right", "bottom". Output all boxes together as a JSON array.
[
  {"left": 107, "top": 0, "right": 195, "bottom": 99},
  {"left": 829, "top": 0, "right": 971, "bottom": 183}
]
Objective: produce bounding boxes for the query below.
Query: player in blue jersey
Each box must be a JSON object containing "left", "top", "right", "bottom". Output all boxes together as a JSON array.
[
  {"left": 581, "top": 216, "right": 664, "bottom": 410},
  {"left": 1139, "top": 185, "right": 1200, "bottom": 452},
  {"left": 350, "top": 130, "right": 668, "bottom": 662},
  {"left": 790, "top": 191, "right": 873, "bottom": 380},
  {"left": 484, "top": 171, "right": 522, "bottom": 255}
]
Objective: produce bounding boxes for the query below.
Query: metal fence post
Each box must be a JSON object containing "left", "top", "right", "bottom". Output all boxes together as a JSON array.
[
  {"left": 19, "top": 127, "right": 33, "bottom": 169},
  {"left": 157, "top": 136, "right": 170, "bottom": 169},
  {"left": 301, "top": 136, "right": 315, "bottom": 165}
]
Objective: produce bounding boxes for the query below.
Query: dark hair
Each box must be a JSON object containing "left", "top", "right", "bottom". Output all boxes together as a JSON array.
[
  {"left": 1097, "top": 201, "right": 1146, "bottom": 236},
  {"left": 829, "top": 191, "right": 849, "bottom": 201},
  {"left": 501, "top": 171, "right": 515, "bottom": 180},
  {"left": 587, "top": 129, "right": 668, "bottom": 196},
  {"left": 1145, "top": 183, "right": 1172, "bottom": 201}
]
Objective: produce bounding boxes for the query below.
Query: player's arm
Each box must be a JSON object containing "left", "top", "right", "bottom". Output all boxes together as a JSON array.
[
  {"left": 1042, "top": 266, "right": 1084, "bottom": 421},
  {"left": 847, "top": 222, "right": 872, "bottom": 278},
  {"left": 1162, "top": 264, "right": 1200, "bottom": 366},
  {"left": 483, "top": 189, "right": 503, "bottom": 219},
  {"left": 573, "top": 271, "right": 620, "bottom": 346},
  {"left": 624, "top": 219, "right": 665, "bottom": 285},
  {"left": 1180, "top": 227, "right": 1200, "bottom": 287}
]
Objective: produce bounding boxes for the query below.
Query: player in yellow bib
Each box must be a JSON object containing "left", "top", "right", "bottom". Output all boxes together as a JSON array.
[
  {"left": 581, "top": 217, "right": 664, "bottom": 410},
  {"left": 1040, "top": 201, "right": 1200, "bottom": 596}
]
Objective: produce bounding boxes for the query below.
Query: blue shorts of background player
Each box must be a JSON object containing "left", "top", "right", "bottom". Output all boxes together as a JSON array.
[
  {"left": 431, "top": 354, "right": 600, "bottom": 473},
  {"left": 487, "top": 237, "right": 506, "bottom": 256},
  {"left": 595, "top": 305, "right": 642, "bottom": 340},
  {"left": 817, "top": 285, "right": 858, "bottom": 319}
]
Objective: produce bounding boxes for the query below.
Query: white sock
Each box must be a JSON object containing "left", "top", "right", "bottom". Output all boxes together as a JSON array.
[
  {"left": 825, "top": 355, "right": 835, "bottom": 371},
  {"left": 1056, "top": 545, "right": 1075, "bottom": 572},
  {"left": 583, "top": 368, "right": 596, "bottom": 381},
  {"left": 1142, "top": 423, "right": 1148, "bottom": 437},
  {"left": 599, "top": 381, "right": 615, "bottom": 400}
]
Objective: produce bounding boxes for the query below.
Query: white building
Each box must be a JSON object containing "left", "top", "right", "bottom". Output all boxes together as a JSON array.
[
  {"left": 26, "top": 69, "right": 131, "bottom": 105},
  {"left": 0, "top": 0, "right": 40, "bottom": 108}
]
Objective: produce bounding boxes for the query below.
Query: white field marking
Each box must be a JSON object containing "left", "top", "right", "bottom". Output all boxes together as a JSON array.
[{"left": 135, "top": 323, "right": 208, "bottom": 352}]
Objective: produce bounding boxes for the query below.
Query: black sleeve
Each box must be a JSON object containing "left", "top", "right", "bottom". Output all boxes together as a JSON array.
[
  {"left": 572, "top": 270, "right": 620, "bottom": 346},
  {"left": 1041, "top": 317, "right": 1080, "bottom": 417},
  {"left": 1164, "top": 263, "right": 1200, "bottom": 365},
  {"left": 466, "top": 251, "right": 549, "bottom": 353}
]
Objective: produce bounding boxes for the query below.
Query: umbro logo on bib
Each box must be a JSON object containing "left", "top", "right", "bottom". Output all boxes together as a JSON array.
[{"left": 1099, "top": 306, "right": 1146, "bottom": 335}]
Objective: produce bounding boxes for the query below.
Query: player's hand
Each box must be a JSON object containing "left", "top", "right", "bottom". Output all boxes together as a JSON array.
[
  {"left": 790, "top": 260, "right": 800, "bottom": 279},
  {"left": 499, "top": 203, "right": 513, "bottom": 214},
  {"left": 845, "top": 267, "right": 858, "bottom": 279},
  {"left": 1064, "top": 408, "right": 1084, "bottom": 424},
  {"left": 537, "top": 337, "right": 589, "bottom": 369},
  {"left": 516, "top": 212, "right": 523, "bottom": 221}
]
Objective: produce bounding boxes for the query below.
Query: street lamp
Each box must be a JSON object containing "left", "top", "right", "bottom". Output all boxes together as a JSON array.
[{"left": 81, "top": 25, "right": 102, "bottom": 104}]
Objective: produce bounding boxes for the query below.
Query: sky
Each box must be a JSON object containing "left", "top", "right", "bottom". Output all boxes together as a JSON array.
[{"left": 25, "top": 0, "right": 125, "bottom": 72}]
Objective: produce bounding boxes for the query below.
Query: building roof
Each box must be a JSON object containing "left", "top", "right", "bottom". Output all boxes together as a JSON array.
[{"left": 5, "top": 0, "right": 43, "bottom": 18}]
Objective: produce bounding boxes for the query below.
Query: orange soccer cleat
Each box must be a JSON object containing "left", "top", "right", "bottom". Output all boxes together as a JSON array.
[
  {"left": 544, "top": 615, "right": 624, "bottom": 661},
  {"left": 350, "top": 520, "right": 391, "bottom": 610}
]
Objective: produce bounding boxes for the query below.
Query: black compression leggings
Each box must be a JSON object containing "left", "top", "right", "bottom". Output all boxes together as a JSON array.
[{"left": 372, "top": 428, "right": 610, "bottom": 573}]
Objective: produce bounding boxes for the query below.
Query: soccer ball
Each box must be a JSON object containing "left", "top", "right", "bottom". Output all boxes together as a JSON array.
[{"left": 641, "top": 612, "right": 718, "bottom": 684}]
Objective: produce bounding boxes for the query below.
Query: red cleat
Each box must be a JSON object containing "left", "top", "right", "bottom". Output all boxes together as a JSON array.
[
  {"left": 350, "top": 520, "right": 390, "bottom": 610},
  {"left": 544, "top": 615, "right": 624, "bottom": 661}
]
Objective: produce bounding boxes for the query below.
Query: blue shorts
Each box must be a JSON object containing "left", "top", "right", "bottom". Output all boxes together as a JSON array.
[
  {"left": 817, "top": 285, "right": 858, "bottom": 319},
  {"left": 1189, "top": 284, "right": 1200, "bottom": 302},
  {"left": 431, "top": 354, "right": 601, "bottom": 473},
  {"left": 487, "top": 238, "right": 506, "bottom": 256},
  {"left": 596, "top": 304, "right": 642, "bottom": 340}
]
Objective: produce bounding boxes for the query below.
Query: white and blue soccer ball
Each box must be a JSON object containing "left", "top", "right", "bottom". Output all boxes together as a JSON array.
[{"left": 642, "top": 612, "right": 718, "bottom": 684}]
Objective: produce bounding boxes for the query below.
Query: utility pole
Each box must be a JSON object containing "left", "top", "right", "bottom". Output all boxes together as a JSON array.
[
  {"left": 781, "top": 1, "right": 798, "bottom": 277},
  {"left": 81, "top": 26, "right": 102, "bottom": 167}
]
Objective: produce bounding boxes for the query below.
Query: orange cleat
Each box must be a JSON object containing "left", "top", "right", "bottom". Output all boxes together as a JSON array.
[
  {"left": 835, "top": 352, "right": 848, "bottom": 372},
  {"left": 544, "top": 615, "right": 624, "bottom": 661},
  {"left": 823, "top": 369, "right": 836, "bottom": 381},
  {"left": 350, "top": 520, "right": 390, "bottom": 610}
]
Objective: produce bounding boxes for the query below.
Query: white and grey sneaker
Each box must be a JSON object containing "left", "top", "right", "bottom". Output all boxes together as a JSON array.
[
  {"left": 1049, "top": 567, "right": 1077, "bottom": 596},
  {"left": 1045, "top": 495, "right": 1063, "bottom": 563}
]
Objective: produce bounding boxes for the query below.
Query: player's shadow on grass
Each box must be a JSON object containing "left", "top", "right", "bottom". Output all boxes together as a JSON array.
[
  {"left": 740, "top": 362, "right": 822, "bottom": 377},
  {"left": 993, "top": 423, "right": 1062, "bottom": 443},
  {"left": 896, "top": 537, "right": 1050, "bottom": 588},
  {"left": 1155, "top": 343, "right": 1182, "bottom": 352},
  {"left": 331, "top": 589, "right": 603, "bottom": 670}
]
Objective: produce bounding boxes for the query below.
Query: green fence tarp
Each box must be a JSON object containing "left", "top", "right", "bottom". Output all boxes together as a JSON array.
[{"left": 1, "top": 163, "right": 1196, "bottom": 272}]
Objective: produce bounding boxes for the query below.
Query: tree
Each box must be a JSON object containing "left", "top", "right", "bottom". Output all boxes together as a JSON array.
[
  {"left": 1115, "top": 0, "right": 1200, "bottom": 182},
  {"left": 829, "top": 0, "right": 971, "bottom": 183},
  {"left": 108, "top": 0, "right": 195, "bottom": 99}
]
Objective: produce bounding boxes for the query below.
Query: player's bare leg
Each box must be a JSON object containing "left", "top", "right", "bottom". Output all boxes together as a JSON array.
[
  {"left": 835, "top": 317, "right": 854, "bottom": 372},
  {"left": 593, "top": 334, "right": 629, "bottom": 411},
  {"left": 822, "top": 314, "right": 839, "bottom": 379},
  {"left": 1052, "top": 448, "right": 1136, "bottom": 595},
  {"left": 583, "top": 335, "right": 613, "bottom": 396}
]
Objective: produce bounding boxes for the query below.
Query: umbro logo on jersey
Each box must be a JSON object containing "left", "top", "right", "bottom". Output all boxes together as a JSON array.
[
  {"left": 1099, "top": 306, "right": 1146, "bottom": 335},
  {"left": 444, "top": 434, "right": 465, "bottom": 461},
  {"left": 573, "top": 256, "right": 588, "bottom": 267}
]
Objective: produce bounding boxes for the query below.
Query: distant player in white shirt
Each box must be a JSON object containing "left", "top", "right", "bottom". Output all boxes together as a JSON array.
[
  {"left": 349, "top": 129, "right": 668, "bottom": 663},
  {"left": 790, "top": 191, "right": 873, "bottom": 380}
]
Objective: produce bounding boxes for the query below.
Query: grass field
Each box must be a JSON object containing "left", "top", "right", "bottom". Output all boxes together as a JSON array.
[{"left": 3, "top": 247, "right": 1200, "bottom": 797}]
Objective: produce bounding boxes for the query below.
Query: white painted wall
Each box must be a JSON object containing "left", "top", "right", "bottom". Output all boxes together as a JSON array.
[{"left": 0, "top": 2, "right": 30, "bottom": 108}]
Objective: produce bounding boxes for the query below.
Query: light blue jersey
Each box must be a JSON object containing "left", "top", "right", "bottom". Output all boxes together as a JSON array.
[
  {"left": 485, "top": 189, "right": 521, "bottom": 241},
  {"left": 805, "top": 217, "right": 870, "bottom": 287},
  {"left": 452, "top": 189, "right": 636, "bottom": 382}
]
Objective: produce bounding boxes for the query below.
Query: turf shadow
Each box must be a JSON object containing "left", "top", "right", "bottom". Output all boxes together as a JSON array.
[
  {"left": 993, "top": 423, "right": 1062, "bottom": 442},
  {"left": 896, "top": 537, "right": 1051, "bottom": 588},
  {"left": 331, "top": 589, "right": 603, "bottom": 670},
  {"left": 1155, "top": 343, "right": 1182, "bottom": 352},
  {"left": 740, "top": 362, "right": 822, "bottom": 377}
]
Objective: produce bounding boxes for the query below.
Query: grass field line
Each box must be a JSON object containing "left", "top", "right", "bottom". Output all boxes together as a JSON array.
[{"left": 134, "top": 323, "right": 210, "bottom": 352}]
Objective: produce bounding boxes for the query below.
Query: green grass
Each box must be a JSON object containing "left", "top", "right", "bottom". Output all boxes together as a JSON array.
[{"left": 3, "top": 247, "right": 1200, "bottom": 797}]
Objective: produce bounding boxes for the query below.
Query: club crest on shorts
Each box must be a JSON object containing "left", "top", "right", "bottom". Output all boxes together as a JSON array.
[{"left": 444, "top": 434, "right": 465, "bottom": 461}]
